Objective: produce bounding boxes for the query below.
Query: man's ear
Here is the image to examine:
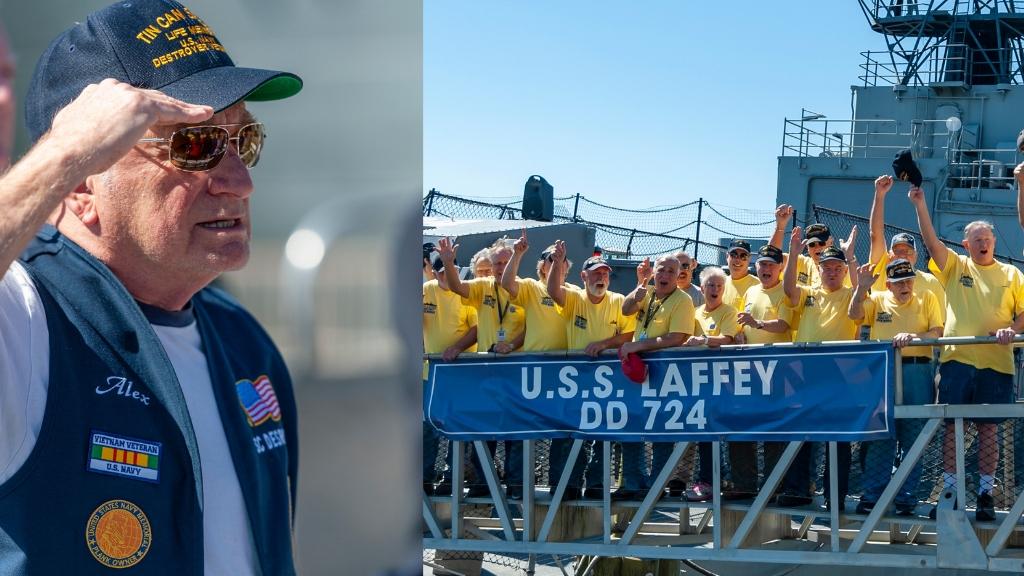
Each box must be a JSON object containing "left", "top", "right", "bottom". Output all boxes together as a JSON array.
[{"left": 64, "top": 178, "right": 98, "bottom": 226}]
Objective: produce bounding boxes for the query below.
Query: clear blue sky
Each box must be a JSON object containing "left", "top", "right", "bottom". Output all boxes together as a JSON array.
[{"left": 425, "top": 2, "right": 883, "bottom": 212}]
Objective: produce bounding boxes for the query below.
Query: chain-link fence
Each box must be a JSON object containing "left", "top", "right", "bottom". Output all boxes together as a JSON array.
[
  {"left": 811, "top": 204, "right": 1024, "bottom": 268},
  {"left": 423, "top": 189, "right": 785, "bottom": 261}
]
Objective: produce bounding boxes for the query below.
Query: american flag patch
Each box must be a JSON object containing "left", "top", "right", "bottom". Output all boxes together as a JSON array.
[{"left": 236, "top": 375, "right": 282, "bottom": 427}]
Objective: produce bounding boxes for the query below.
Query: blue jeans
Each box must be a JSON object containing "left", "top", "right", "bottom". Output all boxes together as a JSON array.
[
  {"left": 860, "top": 361, "right": 934, "bottom": 506},
  {"left": 621, "top": 442, "right": 676, "bottom": 489},
  {"left": 548, "top": 439, "right": 586, "bottom": 489}
]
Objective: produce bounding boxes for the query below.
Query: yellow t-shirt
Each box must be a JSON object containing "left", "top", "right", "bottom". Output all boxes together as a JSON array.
[
  {"left": 740, "top": 282, "right": 793, "bottom": 344},
  {"left": 423, "top": 280, "right": 478, "bottom": 354},
  {"left": 560, "top": 289, "right": 637, "bottom": 350},
  {"left": 634, "top": 288, "right": 695, "bottom": 341},
  {"left": 511, "top": 277, "right": 569, "bottom": 351},
  {"left": 928, "top": 247, "right": 1024, "bottom": 374},
  {"left": 793, "top": 253, "right": 820, "bottom": 287},
  {"left": 463, "top": 277, "right": 527, "bottom": 352},
  {"left": 722, "top": 273, "right": 759, "bottom": 310},
  {"left": 861, "top": 290, "right": 943, "bottom": 358},
  {"left": 693, "top": 303, "right": 741, "bottom": 339},
  {"left": 788, "top": 285, "right": 860, "bottom": 342},
  {"left": 870, "top": 252, "right": 947, "bottom": 322}
]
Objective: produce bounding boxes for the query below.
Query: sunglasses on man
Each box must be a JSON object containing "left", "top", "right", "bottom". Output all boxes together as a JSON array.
[{"left": 138, "top": 123, "right": 266, "bottom": 172}]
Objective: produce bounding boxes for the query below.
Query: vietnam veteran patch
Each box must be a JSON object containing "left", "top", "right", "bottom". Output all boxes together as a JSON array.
[
  {"left": 87, "top": 431, "right": 161, "bottom": 483},
  {"left": 86, "top": 499, "right": 152, "bottom": 568}
]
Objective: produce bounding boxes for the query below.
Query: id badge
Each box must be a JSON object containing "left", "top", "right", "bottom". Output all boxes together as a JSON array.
[{"left": 497, "top": 328, "right": 507, "bottom": 343}]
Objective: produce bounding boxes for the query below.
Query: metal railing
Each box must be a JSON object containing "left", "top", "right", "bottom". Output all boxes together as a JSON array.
[
  {"left": 424, "top": 338, "right": 1024, "bottom": 572},
  {"left": 859, "top": 45, "right": 1023, "bottom": 87},
  {"left": 781, "top": 117, "right": 958, "bottom": 159},
  {"left": 862, "top": 0, "right": 1024, "bottom": 20}
]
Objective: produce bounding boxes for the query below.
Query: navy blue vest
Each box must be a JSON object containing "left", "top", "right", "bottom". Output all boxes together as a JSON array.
[{"left": 0, "top": 227, "right": 298, "bottom": 575}]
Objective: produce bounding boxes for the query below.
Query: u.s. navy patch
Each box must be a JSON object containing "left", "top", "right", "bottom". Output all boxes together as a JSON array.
[
  {"left": 87, "top": 432, "right": 161, "bottom": 483},
  {"left": 85, "top": 499, "right": 152, "bottom": 569},
  {"left": 237, "top": 375, "right": 282, "bottom": 427}
]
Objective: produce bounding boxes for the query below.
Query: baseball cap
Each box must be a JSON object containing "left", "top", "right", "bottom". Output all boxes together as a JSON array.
[
  {"left": 423, "top": 242, "right": 436, "bottom": 262},
  {"left": 819, "top": 247, "right": 847, "bottom": 263},
  {"left": 805, "top": 224, "right": 831, "bottom": 243},
  {"left": 885, "top": 258, "right": 915, "bottom": 281},
  {"left": 1017, "top": 128, "right": 1024, "bottom": 153},
  {"left": 728, "top": 239, "right": 751, "bottom": 254},
  {"left": 26, "top": 0, "right": 303, "bottom": 142},
  {"left": 540, "top": 245, "right": 556, "bottom": 261},
  {"left": 620, "top": 353, "right": 648, "bottom": 384},
  {"left": 892, "top": 149, "right": 923, "bottom": 187},
  {"left": 582, "top": 256, "right": 611, "bottom": 272},
  {"left": 889, "top": 232, "right": 916, "bottom": 251},
  {"left": 755, "top": 244, "right": 784, "bottom": 264}
]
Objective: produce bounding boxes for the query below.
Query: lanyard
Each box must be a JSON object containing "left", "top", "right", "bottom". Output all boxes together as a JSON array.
[
  {"left": 642, "top": 290, "right": 670, "bottom": 332},
  {"left": 494, "top": 285, "right": 511, "bottom": 326}
]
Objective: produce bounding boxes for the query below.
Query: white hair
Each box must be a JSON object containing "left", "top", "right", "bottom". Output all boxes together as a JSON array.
[
  {"left": 963, "top": 220, "right": 994, "bottom": 238},
  {"left": 699, "top": 266, "right": 727, "bottom": 286}
]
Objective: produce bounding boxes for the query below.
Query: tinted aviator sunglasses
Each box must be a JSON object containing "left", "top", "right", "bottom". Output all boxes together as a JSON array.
[{"left": 138, "top": 123, "right": 265, "bottom": 172}]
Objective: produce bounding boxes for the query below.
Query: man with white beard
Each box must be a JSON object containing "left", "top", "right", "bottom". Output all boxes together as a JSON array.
[{"left": 547, "top": 241, "right": 636, "bottom": 499}]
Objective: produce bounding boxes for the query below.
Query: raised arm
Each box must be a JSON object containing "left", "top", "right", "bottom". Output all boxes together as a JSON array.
[
  {"left": 438, "top": 237, "right": 470, "bottom": 298},
  {"left": 783, "top": 226, "right": 804, "bottom": 306},
  {"left": 848, "top": 263, "right": 876, "bottom": 321},
  {"left": 1016, "top": 162, "right": 1024, "bottom": 229},
  {"left": 0, "top": 79, "right": 213, "bottom": 274},
  {"left": 869, "top": 175, "right": 893, "bottom": 265},
  {"left": 501, "top": 229, "right": 528, "bottom": 299},
  {"left": 908, "top": 186, "right": 947, "bottom": 271},
  {"left": 840, "top": 225, "right": 860, "bottom": 286},
  {"left": 546, "top": 240, "right": 568, "bottom": 306},
  {"left": 770, "top": 204, "right": 793, "bottom": 249},
  {"left": 622, "top": 257, "right": 652, "bottom": 315}
]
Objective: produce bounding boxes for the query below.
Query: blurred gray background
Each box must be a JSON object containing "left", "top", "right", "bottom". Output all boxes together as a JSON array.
[{"left": 1, "top": 0, "right": 422, "bottom": 573}]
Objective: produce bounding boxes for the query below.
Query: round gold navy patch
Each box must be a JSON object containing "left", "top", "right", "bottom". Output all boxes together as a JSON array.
[{"left": 85, "top": 499, "right": 152, "bottom": 569}]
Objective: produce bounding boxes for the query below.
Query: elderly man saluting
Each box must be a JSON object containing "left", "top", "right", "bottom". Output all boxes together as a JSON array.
[{"left": 0, "top": 1, "right": 302, "bottom": 574}]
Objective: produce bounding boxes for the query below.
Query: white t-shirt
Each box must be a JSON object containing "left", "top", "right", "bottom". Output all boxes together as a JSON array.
[{"left": 0, "top": 261, "right": 261, "bottom": 576}]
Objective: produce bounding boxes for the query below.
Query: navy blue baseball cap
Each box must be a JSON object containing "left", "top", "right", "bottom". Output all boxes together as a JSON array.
[{"left": 26, "top": 0, "right": 303, "bottom": 142}]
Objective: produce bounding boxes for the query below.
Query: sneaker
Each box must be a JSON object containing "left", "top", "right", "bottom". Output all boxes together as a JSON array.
[
  {"left": 775, "top": 493, "right": 813, "bottom": 507},
  {"left": 685, "top": 482, "right": 713, "bottom": 502},
  {"left": 583, "top": 486, "right": 604, "bottom": 500},
  {"left": 505, "top": 485, "right": 523, "bottom": 500},
  {"left": 666, "top": 479, "right": 686, "bottom": 497},
  {"left": 976, "top": 491, "right": 995, "bottom": 522},
  {"left": 434, "top": 481, "right": 452, "bottom": 496},
  {"left": 855, "top": 500, "right": 875, "bottom": 515}
]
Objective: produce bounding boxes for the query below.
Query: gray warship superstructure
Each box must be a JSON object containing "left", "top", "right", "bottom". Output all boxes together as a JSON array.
[{"left": 777, "top": 0, "right": 1024, "bottom": 258}]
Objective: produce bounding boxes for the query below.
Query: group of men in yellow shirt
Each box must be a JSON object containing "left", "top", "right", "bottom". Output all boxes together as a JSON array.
[{"left": 424, "top": 172, "right": 1024, "bottom": 519}]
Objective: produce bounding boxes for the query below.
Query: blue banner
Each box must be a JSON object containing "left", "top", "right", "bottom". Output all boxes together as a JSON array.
[{"left": 424, "top": 342, "right": 895, "bottom": 441}]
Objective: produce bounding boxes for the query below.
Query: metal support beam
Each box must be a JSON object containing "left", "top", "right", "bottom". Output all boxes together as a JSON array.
[
  {"left": 602, "top": 441, "right": 611, "bottom": 544},
  {"left": 473, "top": 440, "right": 515, "bottom": 541},
  {"left": 955, "top": 418, "right": 967, "bottom": 509},
  {"left": 452, "top": 440, "right": 463, "bottom": 539},
  {"left": 712, "top": 441, "right": 722, "bottom": 548},
  {"left": 523, "top": 440, "right": 535, "bottom": 542},
  {"left": 728, "top": 441, "right": 803, "bottom": 549},
  {"left": 537, "top": 440, "right": 584, "bottom": 543},
  {"left": 849, "top": 418, "right": 940, "bottom": 553},
  {"left": 986, "top": 484, "right": 1024, "bottom": 556},
  {"left": 828, "top": 441, "right": 839, "bottom": 552},
  {"left": 422, "top": 495, "right": 444, "bottom": 539},
  {"left": 619, "top": 441, "right": 690, "bottom": 546}
]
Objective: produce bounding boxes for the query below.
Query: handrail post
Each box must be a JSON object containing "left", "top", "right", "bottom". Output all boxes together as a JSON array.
[
  {"left": 573, "top": 193, "right": 581, "bottom": 222},
  {"left": 425, "top": 188, "right": 436, "bottom": 216},
  {"left": 695, "top": 199, "right": 704, "bottom": 259}
]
